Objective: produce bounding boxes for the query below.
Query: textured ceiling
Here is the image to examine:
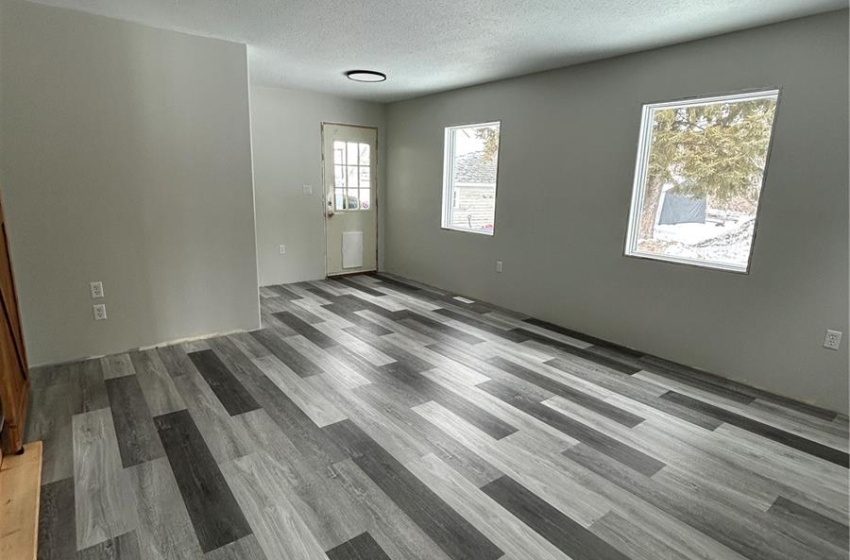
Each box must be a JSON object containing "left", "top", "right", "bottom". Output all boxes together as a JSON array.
[{"left": 23, "top": 0, "right": 848, "bottom": 101}]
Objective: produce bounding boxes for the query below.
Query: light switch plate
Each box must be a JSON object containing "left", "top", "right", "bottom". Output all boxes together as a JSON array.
[
  {"left": 302, "top": 184, "right": 313, "bottom": 195},
  {"left": 279, "top": 244, "right": 286, "bottom": 255}
]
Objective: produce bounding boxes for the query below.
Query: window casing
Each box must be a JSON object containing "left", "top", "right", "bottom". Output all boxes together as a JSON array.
[
  {"left": 441, "top": 122, "right": 501, "bottom": 235},
  {"left": 625, "top": 90, "right": 780, "bottom": 273}
]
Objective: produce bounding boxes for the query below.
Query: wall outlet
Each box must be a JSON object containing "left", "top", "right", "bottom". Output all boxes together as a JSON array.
[
  {"left": 495, "top": 260, "right": 503, "bottom": 273},
  {"left": 279, "top": 244, "right": 286, "bottom": 255},
  {"left": 302, "top": 184, "right": 313, "bottom": 195},
  {"left": 90, "top": 281, "right": 104, "bottom": 299},
  {"left": 823, "top": 329, "right": 842, "bottom": 350},
  {"left": 93, "top": 304, "right": 107, "bottom": 321}
]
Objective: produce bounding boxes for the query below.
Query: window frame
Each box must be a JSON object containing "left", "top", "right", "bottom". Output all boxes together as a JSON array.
[
  {"left": 332, "top": 140, "right": 372, "bottom": 212},
  {"left": 624, "top": 88, "right": 782, "bottom": 274},
  {"left": 441, "top": 121, "right": 502, "bottom": 236}
]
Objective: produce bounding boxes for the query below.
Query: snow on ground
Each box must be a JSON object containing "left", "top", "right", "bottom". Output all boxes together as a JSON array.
[{"left": 644, "top": 215, "right": 756, "bottom": 267}]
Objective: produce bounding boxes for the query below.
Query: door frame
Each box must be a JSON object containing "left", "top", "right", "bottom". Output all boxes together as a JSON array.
[{"left": 320, "top": 122, "right": 380, "bottom": 278}]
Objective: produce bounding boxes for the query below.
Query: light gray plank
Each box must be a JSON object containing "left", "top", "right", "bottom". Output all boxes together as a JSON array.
[
  {"left": 73, "top": 408, "right": 139, "bottom": 550},
  {"left": 407, "top": 453, "right": 570, "bottom": 560},
  {"left": 220, "top": 453, "right": 330, "bottom": 560},
  {"left": 101, "top": 354, "right": 136, "bottom": 380},
  {"left": 126, "top": 456, "right": 204, "bottom": 560},
  {"left": 205, "top": 534, "right": 267, "bottom": 560},
  {"left": 252, "top": 354, "right": 347, "bottom": 427},
  {"left": 130, "top": 350, "right": 186, "bottom": 416},
  {"left": 329, "top": 458, "right": 454, "bottom": 560}
]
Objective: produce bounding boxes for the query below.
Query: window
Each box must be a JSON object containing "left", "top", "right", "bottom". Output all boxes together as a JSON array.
[
  {"left": 625, "top": 90, "right": 779, "bottom": 272},
  {"left": 333, "top": 140, "right": 371, "bottom": 211},
  {"left": 442, "top": 122, "right": 501, "bottom": 235}
]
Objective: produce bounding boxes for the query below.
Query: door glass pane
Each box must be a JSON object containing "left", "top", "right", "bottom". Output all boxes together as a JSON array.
[
  {"left": 334, "top": 188, "right": 346, "bottom": 211},
  {"left": 333, "top": 142, "right": 346, "bottom": 164},
  {"left": 359, "top": 143, "right": 370, "bottom": 166},
  {"left": 358, "top": 188, "right": 371, "bottom": 210},
  {"left": 359, "top": 167, "right": 370, "bottom": 187},
  {"left": 347, "top": 166, "right": 358, "bottom": 191},
  {"left": 346, "top": 142, "right": 358, "bottom": 166},
  {"left": 334, "top": 165, "right": 345, "bottom": 188}
]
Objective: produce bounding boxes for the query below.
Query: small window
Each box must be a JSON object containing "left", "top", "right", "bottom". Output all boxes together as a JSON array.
[
  {"left": 333, "top": 140, "right": 371, "bottom": 211},
  {"left": 625, "top": 90, "right": 779, "bottom": 273},
  {"left": 442, "top": 122, "right": 501, "bottom": 235}
]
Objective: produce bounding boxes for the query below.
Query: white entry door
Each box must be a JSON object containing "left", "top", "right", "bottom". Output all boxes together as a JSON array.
[{"left": 322, "top": 123, "right": 378, "bottom": 276}]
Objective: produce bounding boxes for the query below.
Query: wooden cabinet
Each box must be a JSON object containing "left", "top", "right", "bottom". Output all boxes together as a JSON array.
[{"left": 0, "top": 194, "right": 29, "bottom": 454}]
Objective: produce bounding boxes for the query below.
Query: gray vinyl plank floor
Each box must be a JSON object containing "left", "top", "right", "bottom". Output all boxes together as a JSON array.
[{"left": 27, "top": 273, "right": 849, "bottom": 559}]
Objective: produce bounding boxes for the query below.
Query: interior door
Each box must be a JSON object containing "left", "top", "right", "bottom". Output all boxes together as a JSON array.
[
  {"left": 322, "top": 123, "right": 378, "bottom": 276},
  {"left": 0, "top": 193, "right": 29, "bottom": 454}
]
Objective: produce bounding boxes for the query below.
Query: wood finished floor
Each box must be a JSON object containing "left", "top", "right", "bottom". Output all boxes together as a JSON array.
[{"left": 26, "top": 273, "right": 850, "bottom": 560}]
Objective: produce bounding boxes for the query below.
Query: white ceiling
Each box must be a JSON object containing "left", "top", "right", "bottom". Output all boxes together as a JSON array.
[{"left": 26, "top": 0, "right": 848, "bottom": 102}]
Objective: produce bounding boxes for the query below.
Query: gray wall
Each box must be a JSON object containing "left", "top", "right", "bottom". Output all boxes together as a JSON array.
[
  {"left": 0, "top": 0, "right": 260, "bottom": 366},
  {"left": 251, "top": 86, "right": 386, "bottom": 286},
  {"left": 385, "top": 11, "right": 849, "bottom": 412}
]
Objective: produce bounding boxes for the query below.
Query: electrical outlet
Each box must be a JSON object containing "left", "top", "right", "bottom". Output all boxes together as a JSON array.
[
  {"left": 495, "top": 260, "right": 503, "bottom": 273},
  {"left": 93, "top": 304, "right": 107, "bottom": 321},
  {"left": 279, "top": 244, "right": 286, "bottom": 255},
  {"left": 823, "top": 329, "right": 842, "bottom": 350},
  {"left": 90, "top": 281, "right": 104, "bottom": 299},
  {"left": 302, "top": 184, "right": 313, "bottom": 195}
]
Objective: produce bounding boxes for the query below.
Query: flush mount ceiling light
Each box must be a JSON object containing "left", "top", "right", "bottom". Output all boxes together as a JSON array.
[{"left": 345, "top": 70, "right": 387, "bottom": 83}]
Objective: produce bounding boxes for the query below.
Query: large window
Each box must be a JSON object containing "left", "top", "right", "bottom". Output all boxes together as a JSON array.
[
  {"left": 625, "top": 90, "right": 779, "bottom": 272},
  {"left": 442, "top": 122, "right": 501, "bottom": 235}
]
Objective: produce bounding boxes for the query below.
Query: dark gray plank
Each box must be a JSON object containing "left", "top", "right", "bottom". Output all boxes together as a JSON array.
[
  {"left": 272, "top": 311, "right": 338, "bottom": 348},
  {"left": 434, "top": 308, "right": 530, "bottom": 342},
  {"left": 641, "top": 355, "right": 835, "bottom": 418},
  {"left": 767, "top": 496, "right": 849, "bottom": 549},
  {"left": 105, "top": 375, "right": 165, "bottom": 468},
  {"left": 269, "top": 284, "right": 302, "bottom": 300},
  {"left": 77, "top": 531, "right": 142, "bottom": 560},
  {"left": 480, "top": 475, "right": 630, "bottom": 560},
  {"left": 661, "top": 391, "right": 849, "bottom": 467},
  {"left": 523, "top": 317, "right": 644, "bottom": 358},
  {"left": 343, "top": 326, "right": 434, "bottom": 372},
  {"left": 397, "top": 310, "right": 486, "bottom": 346},
  {"left": 512, "top": 329, "right": 641, "bottom": 375},
  {"left": 208, "top": 336, "right": 348, "bottom": 466},
  {"left": 205, "top": 534, "right": 268, "bottom": 560},
  {"left": 325, "top": 531, "right": 391, "bottom": 560},
  {"left": 564, "top": 442, "right": 843, "bottom": 560},
  {"left": 331, "top": 276, "right": 388, "bottom": 297},
  {"left": 324, "top": 419, "right": 504, "bottom": 560},
  {"left": 154, "top": 410, "right": 252, "bottom": 553},
  {"left": 38, "top": 478, "right": 77, "bottom": 560},
  {"left": 249, "top": 328, "right": 323, "bottom": 377},
  {"left": 486, "top": 355, "right": 645, "bottom": 428},
  {"left": 188, "top": 349, "right": 261, "bottom": 416},
  {"left": 480, "top": 379, "right": 665, "bottom": 476},
  {"left": 355, "top": 383, "right": 503, "bottom": 487},
  {"left": 544, "top": 357, "right": 724, "bottom": 431},
  {"left": 640, "top": 358, "right": 757, "bottom": 405},
  {"left": 380, "top": 360, "right": 517, "bottom": 440},
  {"left": 322, "top": 302, "right": 393, "bottom": 336}
]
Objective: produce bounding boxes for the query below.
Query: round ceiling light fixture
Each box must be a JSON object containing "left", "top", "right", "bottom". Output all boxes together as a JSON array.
[{"left": 345, "top": 70, "right": 387, "bottom": 83}]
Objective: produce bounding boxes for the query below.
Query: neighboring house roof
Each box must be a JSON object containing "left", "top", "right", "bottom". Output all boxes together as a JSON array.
[{"left": 454, "top": 151, "right": 497, "bottom": 184}]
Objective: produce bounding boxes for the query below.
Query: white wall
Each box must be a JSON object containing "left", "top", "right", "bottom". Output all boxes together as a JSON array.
[
  {"left": 0, "top": 0, "right": 260, "bottom": 366},
  {"left": 385, "top": 11, "right": 850, "bottom": 412},
  {"left": 251, "top": 86, "right": 386, "bottom": 286}
]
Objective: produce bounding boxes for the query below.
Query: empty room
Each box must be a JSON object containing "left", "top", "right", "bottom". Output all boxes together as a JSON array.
[{"left": 0, "top": 0, "right": 847, "bottom": 558}]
